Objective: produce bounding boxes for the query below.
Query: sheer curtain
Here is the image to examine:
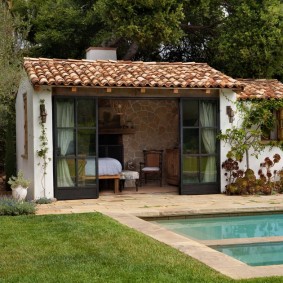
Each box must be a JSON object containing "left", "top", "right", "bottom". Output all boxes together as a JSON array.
[
  {"left": 57, "top": 101, "right": 74, "bottom": 187},
  {"left": 200, "top": 102, "right": 216, "bottom": 182}
]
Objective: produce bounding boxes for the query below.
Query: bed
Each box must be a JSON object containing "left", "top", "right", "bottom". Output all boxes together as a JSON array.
[{"left": 84, "top": 145, "right": 124, "bottom": 193}]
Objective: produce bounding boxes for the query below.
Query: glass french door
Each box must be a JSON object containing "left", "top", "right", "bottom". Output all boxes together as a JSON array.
[
  {"left": 54, "top": 97, "right": 98, "bottom": 200},
  {"left": 180, "top": 98, "right": 220, "bottom": 194}
]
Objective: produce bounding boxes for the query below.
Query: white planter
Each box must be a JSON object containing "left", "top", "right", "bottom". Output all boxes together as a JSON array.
[{"left": 12, "top": 186, "right": 28, "bottom": 201}]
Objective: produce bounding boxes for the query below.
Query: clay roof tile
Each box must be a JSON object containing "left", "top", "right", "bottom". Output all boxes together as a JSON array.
[
  {"left": 238, "top": 79, "right": 283, "bottom": 100},
  {"left": 23, "top": 57, "right": 244, "bottom": 90}
]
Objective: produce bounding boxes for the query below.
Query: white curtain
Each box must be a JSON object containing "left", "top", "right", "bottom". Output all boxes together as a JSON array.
[
  {"left": 57, "top": 101, "right": 74, "bottom": 187},
  {"left": 200, "top": 102, "right": 216, "bottom": 182}
]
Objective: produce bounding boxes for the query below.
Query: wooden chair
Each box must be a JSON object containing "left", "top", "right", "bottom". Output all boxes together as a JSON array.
[{"left": 140, "top": 150, "right": 163, "bottom": 186}]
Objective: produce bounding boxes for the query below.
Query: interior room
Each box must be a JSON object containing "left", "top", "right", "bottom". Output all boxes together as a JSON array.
[{"left": 98, "top": 98, "right": 180, "bottom": 194}]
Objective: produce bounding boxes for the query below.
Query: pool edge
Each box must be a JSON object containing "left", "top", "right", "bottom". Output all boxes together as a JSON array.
[{"left": 101, "top": 209, "right": 283, "bottom": 280}]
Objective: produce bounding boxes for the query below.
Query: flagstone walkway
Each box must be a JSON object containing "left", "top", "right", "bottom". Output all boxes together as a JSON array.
[{"left": 36, "top": 192, "right": 283, "bottom": 217}]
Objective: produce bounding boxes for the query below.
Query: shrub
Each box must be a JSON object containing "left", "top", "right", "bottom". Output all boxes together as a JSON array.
[
  {"left": 4, "top": 121, "right": 16, "bottom": 190},
  {"left": 258, "top": 154, "right": 280, "bottom": 182},
  {"left": 35, "top": 197, "right": 53, "bottom": 204},
  {"left": 222, "top": 158, "right": 242, "bottom": 185},
  {"left": 258, "top": 154, "right": 281, "bottom": 194},
  {"left": 223, "top": 154, "right": 282, "bottom": 196},
  {"left": 8, "top": 170, "right": 30, "bottom": 189},
  {"left": 275, "top": 169, "right": 283, "bottom": 193},
  {"left": 0, "top": 197, "right": 36, "bottom": 216},
  {"left": 222, "top": 158, "right": 244, "bottom": 195}
]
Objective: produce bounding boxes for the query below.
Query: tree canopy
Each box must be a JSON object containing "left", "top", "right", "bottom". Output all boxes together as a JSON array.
[
  {"left": 210, "top": 0, "right": 283, "bottom": 79},
  {"left": 0, "top": 0, "right": 25, "bottom": 124},
  {"left": 92, "top": 0, "right": 184, "bottom": 60},
  {"left": 11, "top": 0, "right": 283, "bottom": 79},
  {"left": 0, "top": 0, "right": 27, "bottom": 178},
  {"left": 12, "top": 0, "right": 98, "bottom": 58}
]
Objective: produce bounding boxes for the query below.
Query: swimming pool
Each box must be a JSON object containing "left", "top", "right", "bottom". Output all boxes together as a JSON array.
[
  {"left": 152, "top": 213, "right": 283, "bottom": 240},
  {"left": 151, "top": 213, "right": 283, "bottom": 267},
  {"left": 212, "top": 242, "right": 283, "bottom": 266}
]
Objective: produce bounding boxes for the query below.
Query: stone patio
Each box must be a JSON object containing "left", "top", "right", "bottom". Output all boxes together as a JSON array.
[{"left": 36, "top": 188, "right": 283, "bottom": 217}]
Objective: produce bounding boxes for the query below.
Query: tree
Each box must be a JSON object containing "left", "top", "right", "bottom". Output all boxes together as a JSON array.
[
  {"left": 11, "top": 0, "right": 283, "bottom": 78},
  {"left": 12, "top": 0, "right": 184, "bottom": 60},
  {"left": 12, "top": 0, "right": 98, "bottom": 58},
  {"left": 0, "top": 0, "right": 23, "bottom": 122},
  {"left": 13, "top": 0, "right": 181, "bottom": 60},
  {"left": 210, "top": 0, "right": 283, "bottom": 79},
  {"left": 161, "top": 0, "right": 225, "bottom": 62},
  {"left": 92, "top": 0, "right": 184, "bottom": 60},
  {"left": 0, "top": 0, "right": 27, "bottom": 184}
]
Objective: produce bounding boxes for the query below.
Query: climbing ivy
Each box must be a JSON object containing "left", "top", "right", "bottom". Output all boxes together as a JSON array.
[
  {"left": 219, "top": 98, "right": 283, "bottom": 168},
  {"left": 240, "top": 99, "right": 283, "bottom": 151}
]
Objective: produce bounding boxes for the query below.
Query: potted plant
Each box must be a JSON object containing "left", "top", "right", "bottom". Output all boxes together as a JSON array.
[{"left": 8, "top": 170, "right": 30, "bottom": 201}]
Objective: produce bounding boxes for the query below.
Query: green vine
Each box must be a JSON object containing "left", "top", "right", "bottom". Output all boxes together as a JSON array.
[
  {"left": 36, "top": 99, "right": 51, "bottom": 196},
  {"left": 219, "top": 97, "right": 283, "bottom": 167},
  {"left": 245, "top": 99, "right": 283, "bottom": 151}
]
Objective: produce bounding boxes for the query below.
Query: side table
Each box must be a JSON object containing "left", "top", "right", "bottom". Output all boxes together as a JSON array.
[{"left": 120, "top": 170, "right": 139, "bottom": 191}]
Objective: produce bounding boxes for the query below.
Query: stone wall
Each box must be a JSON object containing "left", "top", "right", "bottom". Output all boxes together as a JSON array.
[{"left": 122, "top": 99, "right": 179, "bottom": 178}]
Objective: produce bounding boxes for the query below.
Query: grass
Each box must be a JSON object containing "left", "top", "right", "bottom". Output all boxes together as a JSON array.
[{"left": 0, "top": 213, "right": 283, "bottom": 283}]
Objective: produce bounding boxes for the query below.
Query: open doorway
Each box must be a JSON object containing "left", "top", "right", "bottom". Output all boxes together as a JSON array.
[{"left": 98, "top": 98, "right": 180, "bottom": 194}]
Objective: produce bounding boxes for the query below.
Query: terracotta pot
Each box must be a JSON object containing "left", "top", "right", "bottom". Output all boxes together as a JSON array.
[{"left": 12, "top": 186, "right": 28, "bottom": 201}]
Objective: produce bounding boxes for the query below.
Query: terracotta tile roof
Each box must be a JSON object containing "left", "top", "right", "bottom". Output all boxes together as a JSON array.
[
  {"left": 23, "top": 57, "right": 243, "bottom": 89},
  {"left": 238, "top": 79, "right": 283, "bottom": 99}
]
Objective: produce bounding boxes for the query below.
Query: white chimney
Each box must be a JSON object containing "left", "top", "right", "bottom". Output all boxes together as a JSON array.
[{"left": 86, "top": 47, "right": 117, "bottom": 60}]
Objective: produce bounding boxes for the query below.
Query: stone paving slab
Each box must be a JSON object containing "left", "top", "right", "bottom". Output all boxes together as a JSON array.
[
  {"left": 36, "top": 194, "right": 283, "bottom": 216},
  {"left": 35, "top": 193, "right": 283, "bottom": 279}
]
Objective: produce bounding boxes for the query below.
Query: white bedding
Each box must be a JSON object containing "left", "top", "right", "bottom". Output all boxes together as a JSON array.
[{"left": 85, "top": 158, "right": 122, "bottom": 176}]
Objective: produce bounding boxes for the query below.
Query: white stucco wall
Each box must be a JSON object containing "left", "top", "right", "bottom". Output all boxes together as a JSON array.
[
  {"left": 16, "top": 76, "right": 53, "bottom": 200},
  {"left": 219, "top": 89, "right": 237, "bottom": 192},
  {"left": 219, "top": 89, "right": 283, "bottom": 193}
]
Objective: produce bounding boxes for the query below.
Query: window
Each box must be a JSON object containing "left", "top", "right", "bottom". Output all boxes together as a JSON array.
[{"left": 261, "top": 109, "right": 283, "bottom": 141}]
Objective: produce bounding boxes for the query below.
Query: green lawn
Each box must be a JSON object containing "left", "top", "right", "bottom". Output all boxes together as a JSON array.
[{"left": 0, "top": 213, "right": 282, "bottom": 283}]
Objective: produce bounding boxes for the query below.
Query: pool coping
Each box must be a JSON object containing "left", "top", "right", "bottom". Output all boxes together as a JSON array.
[{"left": 101, "top": 207, "right": 283, "bottom": 280}]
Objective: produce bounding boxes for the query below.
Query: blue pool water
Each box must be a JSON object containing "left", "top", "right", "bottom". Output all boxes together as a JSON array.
[
  {"left": 152, "top": 213, "right": 283, "bottom": 266},
  {"left": 213, "top": 242, "right": 283, "bottom": 266},
  {"left": 152, "top": 213, "right": 283, "bottom": 240}
]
